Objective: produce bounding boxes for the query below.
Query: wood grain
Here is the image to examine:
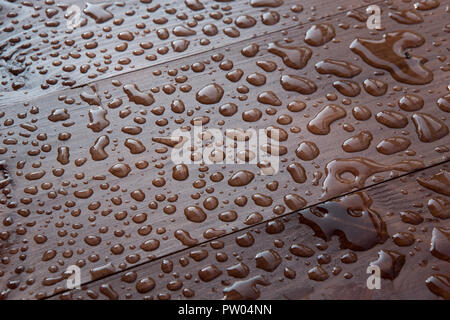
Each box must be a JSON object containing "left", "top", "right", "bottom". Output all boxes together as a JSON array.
[
  {"left": 0, "top": 0, "right": 449, "bottom": 300},
  {"left": 0, "top": 0, "right": 381, "bottom": 105},
  {"left": 50, "top": 163, "right": 450, "bottom": 300}
]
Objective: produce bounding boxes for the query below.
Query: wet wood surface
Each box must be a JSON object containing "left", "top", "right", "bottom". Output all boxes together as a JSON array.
[
  {"left": 50, "top": 163, "right": 450, "bottom": 300},
  {"left": 0, "top": 0, "right": 449, "bottom": 300},
  {"left": 0, "top": 0, "right": 382, "bottom": 105}
]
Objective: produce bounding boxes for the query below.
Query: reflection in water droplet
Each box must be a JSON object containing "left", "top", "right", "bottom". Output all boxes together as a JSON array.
[{"left": 350, "top": 31, "right": 433, "bottom": 85}]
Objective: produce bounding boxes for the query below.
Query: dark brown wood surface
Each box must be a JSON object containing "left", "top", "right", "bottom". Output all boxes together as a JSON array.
[
  {"left": 50, "top": 163, "right": 450, "bottom": 300},
  {"left": 0, "top": 0, "right": 381, "bottom": 105},
  {"left": 0, "top": 0, "right": 449, "bottom": 300}
]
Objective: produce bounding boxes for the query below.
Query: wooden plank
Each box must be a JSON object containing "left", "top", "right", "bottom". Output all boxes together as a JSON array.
[
  {"left": 0, "top": 0, "right": 449, "bottom": 299},
  {"left": 0, "top": 0, "right": 381, "bottom": 104},
  {"left": 50, "top": 163, "right": 450, "bottom": 300}
]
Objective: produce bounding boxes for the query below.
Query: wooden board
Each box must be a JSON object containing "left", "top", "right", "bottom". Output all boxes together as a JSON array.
[
  {"left": 0, "top": 0, "right": 449, "bottom": 300},
  {"left": 50, "top": 163, "right": 450, "bottom": 300},
  {"left": 0, "top": 0, "right": 382, "bottom": 105}
]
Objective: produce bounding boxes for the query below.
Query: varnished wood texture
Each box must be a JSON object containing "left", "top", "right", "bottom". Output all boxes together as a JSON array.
[{"left": 0, "top": 0, "right": 449, "bottom": 300}]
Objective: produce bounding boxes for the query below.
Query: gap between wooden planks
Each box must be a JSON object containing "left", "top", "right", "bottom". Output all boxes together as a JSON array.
[
  {"left": 0, "top": 1, "right": 449, "bottom": 299},
  {"left": 49, "top": 161, "right": 450, "bottom": 300}
]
